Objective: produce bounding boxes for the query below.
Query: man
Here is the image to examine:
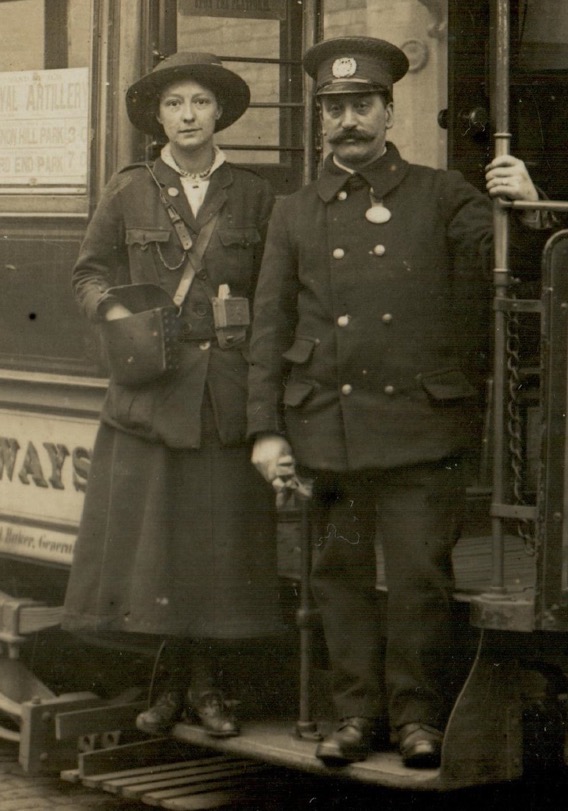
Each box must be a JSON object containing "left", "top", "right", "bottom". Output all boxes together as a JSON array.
[{"left": 247, "top": 36, "right": 545, "bottom": 768}]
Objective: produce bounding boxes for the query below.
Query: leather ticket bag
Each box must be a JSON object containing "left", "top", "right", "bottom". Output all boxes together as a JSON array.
[
  {"left": 100, "top": 284, "right": 182, "bottom": 387},
  {"left": 100, "top": 187, "right": 220, "bottom": 387}
]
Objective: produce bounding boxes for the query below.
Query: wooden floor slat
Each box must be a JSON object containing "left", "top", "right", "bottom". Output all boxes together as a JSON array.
[
  {"left": 122, "top": 763, "right": 268, "bottom": 799},
  {"left": 98, "top": 757, "right": 238, "bottom": 791},
  {"left": 142, "top": 772, "right": 272, "bottom": 804}
]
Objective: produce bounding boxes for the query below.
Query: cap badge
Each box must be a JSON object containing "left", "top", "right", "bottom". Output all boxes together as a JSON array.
[{"left": 332, "top": 57, "right": 357, "bottom": 79}]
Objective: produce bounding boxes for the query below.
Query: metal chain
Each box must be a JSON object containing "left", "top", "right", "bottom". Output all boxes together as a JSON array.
[
  {"left": 155, "top": 242, "right": 187, "bottom": 271},
  {"left": 505, "top": 306, "right": 537, "bottom": 555}
]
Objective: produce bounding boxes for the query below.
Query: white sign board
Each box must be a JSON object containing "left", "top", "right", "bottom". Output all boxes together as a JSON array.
[
  {"left": 0, "top": 67, "right": 89, "bottom": 193},
  {"left": 0, "top": 409, "right": 97, "bottom": 565}
]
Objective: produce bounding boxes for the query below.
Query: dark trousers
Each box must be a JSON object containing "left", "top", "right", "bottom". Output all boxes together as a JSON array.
[{"left": 309, "top": 458, "right": 465, "bottom": 731}]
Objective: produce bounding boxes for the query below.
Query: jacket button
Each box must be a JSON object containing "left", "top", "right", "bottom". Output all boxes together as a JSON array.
[
  {"left": 373, "top": 244, "right": 386, "bottom": 256},
  {"left": 167, "top": 187, "right": 179, "bottom": 197},
  {"left": 341, "top": 384, "right": 353, "bottom": 395},
  {"left": 337, "top": 314, "right": 350, "bottom": 327},
  {"left": 194, "top": 304, "right": 207, "bottom": 317},
  {"left": 381, "top": 313, "right": 393, "bottom": 324},
  {"left": 199, "top": 341, "right": 211, "bottom": 350},
  {"left": 332, "top": 248, "right": 345, "bottom": 259},
  {"left": 337, "top": 190, "right": 347, "bottom": 201},
  {"left": 384, "top": 384, "right": 395, "bottom": 395}
]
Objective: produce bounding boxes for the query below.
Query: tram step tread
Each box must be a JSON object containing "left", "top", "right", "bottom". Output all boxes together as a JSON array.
[
  {"left": 144, "top": 773, "right": 288, "bottom": 809},
  {"left": 83, "top": 754, "right": 231, "bottom": 785},
  {"left": 122, "top": 763, "right": 269, "bottom": 799},
  {"left": 113, "top": 759, "right": 258, "bottom": 794},
  {"left": 62, "top": 751, "right": 281, "bottom": 810},
  {"left": 77, "top": 736, "right": 202, "bottom": 777}
]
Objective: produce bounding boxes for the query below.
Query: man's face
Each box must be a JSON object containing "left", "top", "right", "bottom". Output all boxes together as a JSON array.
[
  {"left": 320, "top": 92, "right": 394, "bottom": 169},
  {"left": 157, "top": 79, "right": 222, "bottom": 155}
]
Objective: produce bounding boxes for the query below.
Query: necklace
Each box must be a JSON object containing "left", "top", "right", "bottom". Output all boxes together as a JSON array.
[
  {"left": 172, "top": 153, "right": 215, "bottom": 182},
  {"left": 365, "top": 187, "right": 391, "bottom": 224}
]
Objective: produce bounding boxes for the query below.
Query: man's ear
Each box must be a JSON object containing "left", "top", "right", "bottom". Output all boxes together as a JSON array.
[
  {"left": 316, "top": 99, "right": 325, "bottom": 134},
  {"left": 385, "top": 101, "right": 394, "bottom": 130},
  {"left": 216, "top": 104, "right": 223, "bottom": 121}
]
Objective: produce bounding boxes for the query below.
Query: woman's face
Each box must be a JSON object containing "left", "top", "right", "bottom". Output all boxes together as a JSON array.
[{"left": 157, "top": 79, "right": 222, "bottom": 154}]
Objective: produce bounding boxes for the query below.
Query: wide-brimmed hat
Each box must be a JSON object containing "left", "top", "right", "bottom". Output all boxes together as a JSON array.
[
  {"left": 304, "top": 36, "right": 408, "bottom": 97},
  {"left": 126, "top": 51, "right": 251, "bottom": 137}
]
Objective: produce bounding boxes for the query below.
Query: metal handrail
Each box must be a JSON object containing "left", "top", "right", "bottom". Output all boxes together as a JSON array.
[{"left": 491, "top": 0, "right": 512, "bottom": 593}]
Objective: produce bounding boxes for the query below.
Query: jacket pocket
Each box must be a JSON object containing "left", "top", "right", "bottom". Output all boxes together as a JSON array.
[
  {"left": 126, "top": 228, "right": 171, "bottom": 249},
  {"left": 283, "top": 380, "right": 314, "bottom": 407},
  {"left": 217, "top": 226, "right": 261, "bottom": 249},
  {"left": 417, "top": 368, "right": 478, "bottom": 401},
  {"left": 282, "top": 336, "right": 319, "bottom": 364}
]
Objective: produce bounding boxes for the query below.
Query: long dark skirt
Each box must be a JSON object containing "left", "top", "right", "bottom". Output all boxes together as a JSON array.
[{"left": 62, "top": 423, "right": 283, "bottom": 639}]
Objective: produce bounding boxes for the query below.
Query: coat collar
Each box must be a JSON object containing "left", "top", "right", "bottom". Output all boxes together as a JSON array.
[
  {"left": 316, "top": 141, "right": 410, "bottom": 202},
  {"left": 151, "top": 157, "right": 233, "bottom": 230}
]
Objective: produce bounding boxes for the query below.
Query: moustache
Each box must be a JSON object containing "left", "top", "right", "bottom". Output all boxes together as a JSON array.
[{"left": 328, "top": 131, "right": 374, "bottom": 145}]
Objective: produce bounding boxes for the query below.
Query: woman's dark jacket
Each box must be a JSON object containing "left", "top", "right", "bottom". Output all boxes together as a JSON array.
[{"left": 74, "top": 157, "right": 274, "bottom": 448}]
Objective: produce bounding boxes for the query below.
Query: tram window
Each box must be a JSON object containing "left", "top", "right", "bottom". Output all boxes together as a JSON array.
[
  {"left": 175, "top": 4, "right": 303, "bottom": 192},
  {"left": 511, "top": 0, "right": 568, "bottom": 199},
  {"left": 0, "top": 0, "right": 91, "bottom": 72},
  {"left": 517, "top": 0, "right": 568, "bottom": 72},
  {"left": 0, "top": 0, "right": 92, "bottom": 204}
]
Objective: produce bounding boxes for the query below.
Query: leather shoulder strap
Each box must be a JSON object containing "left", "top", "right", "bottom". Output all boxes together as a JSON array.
[{"left": 145, "top": 163, "right": 219, "bottom": 308}]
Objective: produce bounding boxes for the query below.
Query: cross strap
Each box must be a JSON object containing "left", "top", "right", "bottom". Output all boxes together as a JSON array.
[{"left": 145, "top": 163, "right": 219, "bottom": 307}]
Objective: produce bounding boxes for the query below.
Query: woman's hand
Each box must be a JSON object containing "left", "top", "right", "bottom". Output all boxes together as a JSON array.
[
  {"left": 101, "top": 302, "right": 132, "bottom": 321},
  {"left": 485, "top": 155, "right": 538, "bottom": 202}
]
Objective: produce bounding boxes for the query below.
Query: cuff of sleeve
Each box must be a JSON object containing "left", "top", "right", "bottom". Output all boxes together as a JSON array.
[{"left": 94, "top": 291, "right": 120, "bottom": 321}]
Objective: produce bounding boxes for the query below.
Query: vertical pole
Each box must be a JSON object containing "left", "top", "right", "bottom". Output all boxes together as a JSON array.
[
  {"left": 490, "top": 0, "right": 511, "bottom": 591},
  {"left": 302, "top": 0, "right": 322, "bottom": 185},
  {"left": 295, "top": 497, "right": 321, "bottom": 740}
]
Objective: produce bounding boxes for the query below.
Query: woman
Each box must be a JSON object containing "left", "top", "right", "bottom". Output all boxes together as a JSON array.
[{"left": 62, "top": 52, "right": 282, "bottom": 738}]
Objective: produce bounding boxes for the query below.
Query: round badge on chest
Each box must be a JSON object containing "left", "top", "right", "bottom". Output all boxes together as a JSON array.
[
  {"left": 365, "top": 188, "right": 392, "bottom": 224},
  {"left": 365, "top": 205, "right": 392, "bottom": 224}
]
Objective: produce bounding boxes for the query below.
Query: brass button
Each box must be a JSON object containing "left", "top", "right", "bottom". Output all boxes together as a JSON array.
[
  {"left": 381, "top": 313, "right": 393, "bottom": 324},
  {"left": 332, "top": 248, "right": 345, "bottom": 259},
  {"left": 373, "top": 244, "right": 386, "bottom": 256},
  {"left": 337, "top": 315, "right": 350, "bottom": 327},
  {"left": 341, "top": 384, "right": 353, "bottom": 395},
  {"left": 167, "top": 187, "right": 179, "bottom": 197},
  {"left": 337, "top": 190, "right": 348, "bottom": 201},
  {"left": 384, "top": 385, "right": 395, "bottom": 395},
  {"left": 199, "top": 340, "right": 211, "bottom": 350}
]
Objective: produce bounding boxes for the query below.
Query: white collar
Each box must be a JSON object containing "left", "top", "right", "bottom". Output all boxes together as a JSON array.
[
  {"left": 160, "top": 143, "right": 226, "bottom": 179},
  {"left": 332, "top": 146, "right": 387, "bottom": 175}
]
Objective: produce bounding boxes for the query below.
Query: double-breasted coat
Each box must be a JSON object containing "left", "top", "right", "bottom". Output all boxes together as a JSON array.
[
  {"left": 247, "top": 143, "right": 538, "bottom": 470},
  {"left": 63, "top": 157, "right": 283, "bottom": 640}
]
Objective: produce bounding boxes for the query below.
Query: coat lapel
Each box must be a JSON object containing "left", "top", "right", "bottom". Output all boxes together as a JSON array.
[
  {"left": 316, "top": 142, "right": 410, "bottom": 203},
  {"left": 152, "top": 157, "right": 231, "bottom": 233},
  {"left": 196, "top": 162, "right": 232, "bottom": 227},
  {"left": 152, "top": 157, "right": 199, "bottom": 234}
]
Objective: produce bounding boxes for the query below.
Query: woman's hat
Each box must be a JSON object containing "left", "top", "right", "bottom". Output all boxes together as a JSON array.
[{"left": 126, "top": 52, "right": 251, "bottom": 137}]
